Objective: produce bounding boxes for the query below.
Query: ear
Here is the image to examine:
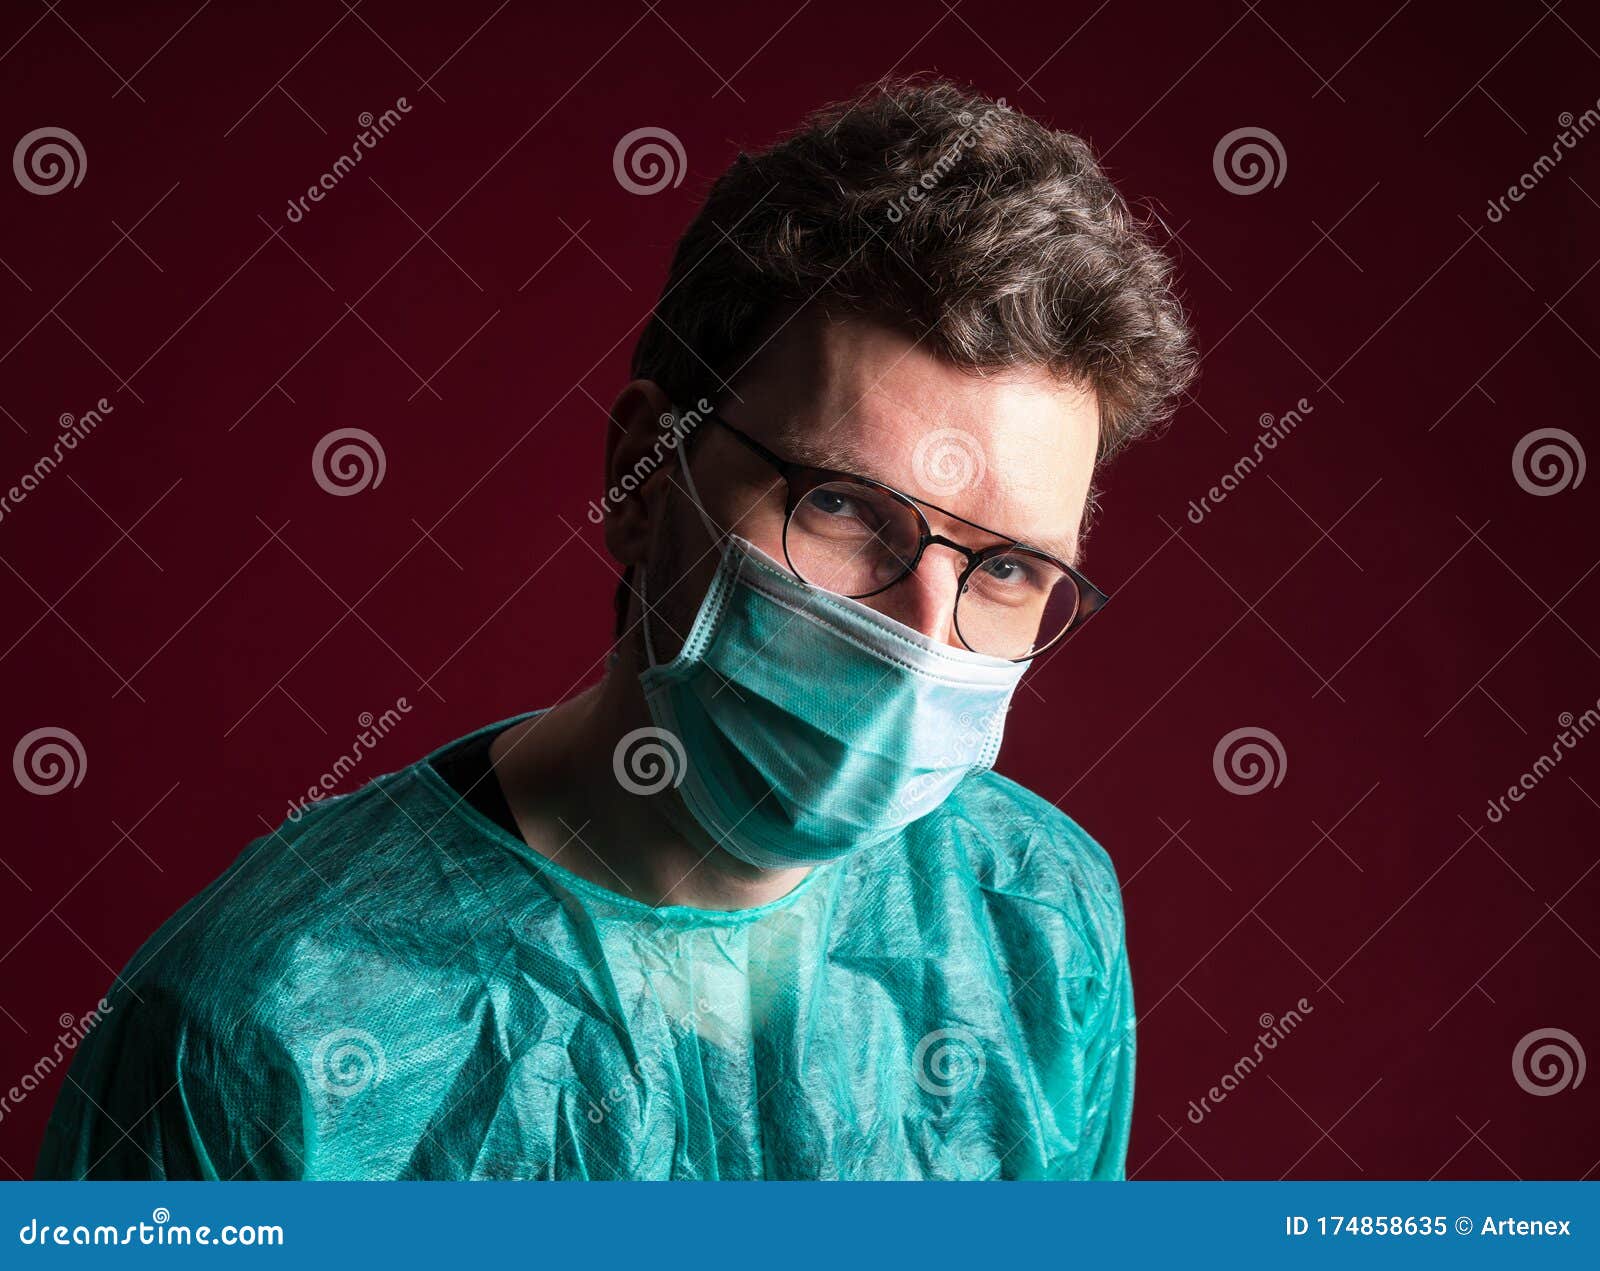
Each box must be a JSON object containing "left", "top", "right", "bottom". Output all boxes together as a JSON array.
[{"left": 601, "top": 379, "right": 678, "bottom": 568}]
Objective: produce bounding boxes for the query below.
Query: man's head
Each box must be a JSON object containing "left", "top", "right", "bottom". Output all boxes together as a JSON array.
[{"left": 605, "top": 78, "right": 1194, "bottom": 658}]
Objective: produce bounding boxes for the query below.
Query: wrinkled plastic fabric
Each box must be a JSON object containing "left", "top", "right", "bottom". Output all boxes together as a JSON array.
[{"left": 38, "top": 717, "right": 1135, "bottom": 1181}]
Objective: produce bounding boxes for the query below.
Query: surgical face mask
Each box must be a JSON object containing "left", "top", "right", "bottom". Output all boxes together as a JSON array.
[{"left": 636, "top": 423, "right": 1027, "bottom": 870}]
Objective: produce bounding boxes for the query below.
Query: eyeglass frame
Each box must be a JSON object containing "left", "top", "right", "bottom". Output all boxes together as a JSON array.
[{"left": 691, "top": 408, "right": 1109, "bottom": 661}]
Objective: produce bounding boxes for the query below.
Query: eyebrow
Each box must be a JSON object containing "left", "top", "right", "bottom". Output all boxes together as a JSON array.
[
  {"left": 1031, "top": 533, "right": 1082, "bottom": 568},
  {"left": 782, "top": 430, "right": 877, "bottom": 476}
]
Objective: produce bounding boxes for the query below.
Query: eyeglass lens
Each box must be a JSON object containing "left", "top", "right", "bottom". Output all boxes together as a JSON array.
[{"left": 782, "top": 481, "right": 1081, "bottom": 659}]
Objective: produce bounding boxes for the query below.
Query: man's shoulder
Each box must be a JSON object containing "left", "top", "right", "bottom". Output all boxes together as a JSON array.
[
  {"left": 932, "top": 768, "right": 1126, "bottom": 950},
  {"left": 948, "top": 768, "right": 1119, "bottom": 879},
  {"left": 121, "top": 757, "right": 470, "bottom": 1016},
  {"left": 43, "top": 753, "right": 480, "bottom": 1178}
]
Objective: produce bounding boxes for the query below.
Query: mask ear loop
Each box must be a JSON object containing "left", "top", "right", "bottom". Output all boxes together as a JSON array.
[
  {"left": 673, "top": 409, "right": 724, "bottom": 548},
  {"left": 638, "top": 563, "right": 658, "bottom": 668},
  {"left": 639, "top": 407, "right": 723, "bottom": 670}
]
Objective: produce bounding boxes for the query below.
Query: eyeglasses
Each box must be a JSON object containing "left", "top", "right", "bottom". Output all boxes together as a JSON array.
[{"left": 700, "top": 411, "right": 1108, "bottom": 661}]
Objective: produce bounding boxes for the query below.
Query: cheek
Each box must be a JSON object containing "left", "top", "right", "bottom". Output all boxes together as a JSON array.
[
  {"left": 719, "top": 477, "right": 790, "bottom": 556},
  {"left": 642, "top": 512, "right": 712, "bottom": 662}
]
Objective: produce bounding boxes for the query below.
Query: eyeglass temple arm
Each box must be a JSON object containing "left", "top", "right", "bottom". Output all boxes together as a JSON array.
[
  {"left": 1072, "top": 576, "right": 1110, "bottom": 626},
  {"left": 706, "top": 412, "right": 797, "bottom": 477}
]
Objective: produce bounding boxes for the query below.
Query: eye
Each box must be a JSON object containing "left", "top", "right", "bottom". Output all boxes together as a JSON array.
[
  {"left": 801, "top": 487, "right": 882, "bottom": 531},
  {"left": 964, "top": 553, "right": 1066, "bottom": 610},
  {"left": 976, "top": 554, "right": 1039, "bottom": 588},
  {"left": 806, "top": 489, "right": 854, "bottom": 517}
]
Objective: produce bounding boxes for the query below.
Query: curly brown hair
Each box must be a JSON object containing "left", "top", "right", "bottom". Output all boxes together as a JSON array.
[{"left": 630, "top": 77, "right": 1194, "bottom": 458}]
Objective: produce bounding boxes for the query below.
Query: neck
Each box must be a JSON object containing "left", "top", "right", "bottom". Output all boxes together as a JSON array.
[{"left": 487, "top": 648, "right": 811, "bottom": 911}]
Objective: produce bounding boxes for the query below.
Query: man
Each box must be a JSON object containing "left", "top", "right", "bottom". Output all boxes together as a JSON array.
[{"left": 39, "top": 79, "right": 1192, "bottom": 1180}]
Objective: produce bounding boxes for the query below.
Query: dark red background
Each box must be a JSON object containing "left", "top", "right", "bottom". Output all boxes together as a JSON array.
[{"left": 1, "top": 0, "right": 1596, "bottom": 1180}]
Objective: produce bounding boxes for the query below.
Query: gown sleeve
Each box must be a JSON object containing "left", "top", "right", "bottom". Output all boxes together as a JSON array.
[
  {"left": 1083, "top": 944, "right": 1136, "bottom": 1180},
  {"left": 36, "top": 983, "right": 308, "bottom": 1181}
]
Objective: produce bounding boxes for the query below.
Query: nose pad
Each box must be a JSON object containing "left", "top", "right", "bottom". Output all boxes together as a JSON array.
[{"left": 863, "top": 555, "right": 965, "bottom": 648}]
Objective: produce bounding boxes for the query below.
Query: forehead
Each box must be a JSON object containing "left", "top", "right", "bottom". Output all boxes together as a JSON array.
[{"left": 733, "top": 313, "right": 1099, "bottom": 561}]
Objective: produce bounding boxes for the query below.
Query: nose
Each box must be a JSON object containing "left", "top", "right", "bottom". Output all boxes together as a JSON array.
[{"left": 860, "top": 545, "right": 966, "bottom": 648}]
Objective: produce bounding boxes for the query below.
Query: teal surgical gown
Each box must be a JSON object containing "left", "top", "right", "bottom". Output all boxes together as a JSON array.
[{"left": 38, "top": 716, "right": 1134, "bottom": 1180}]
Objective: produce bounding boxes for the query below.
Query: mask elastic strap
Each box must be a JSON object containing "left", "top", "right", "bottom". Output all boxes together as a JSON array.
[
  {"left": 640, "top": 408, "right": 724, "bottom": 672},
  {"left": 638, "top": 563, "right": 659, "bottom": 668},
  {"left": 674, "top": 411, "right": 723, "bottom": 549}
]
